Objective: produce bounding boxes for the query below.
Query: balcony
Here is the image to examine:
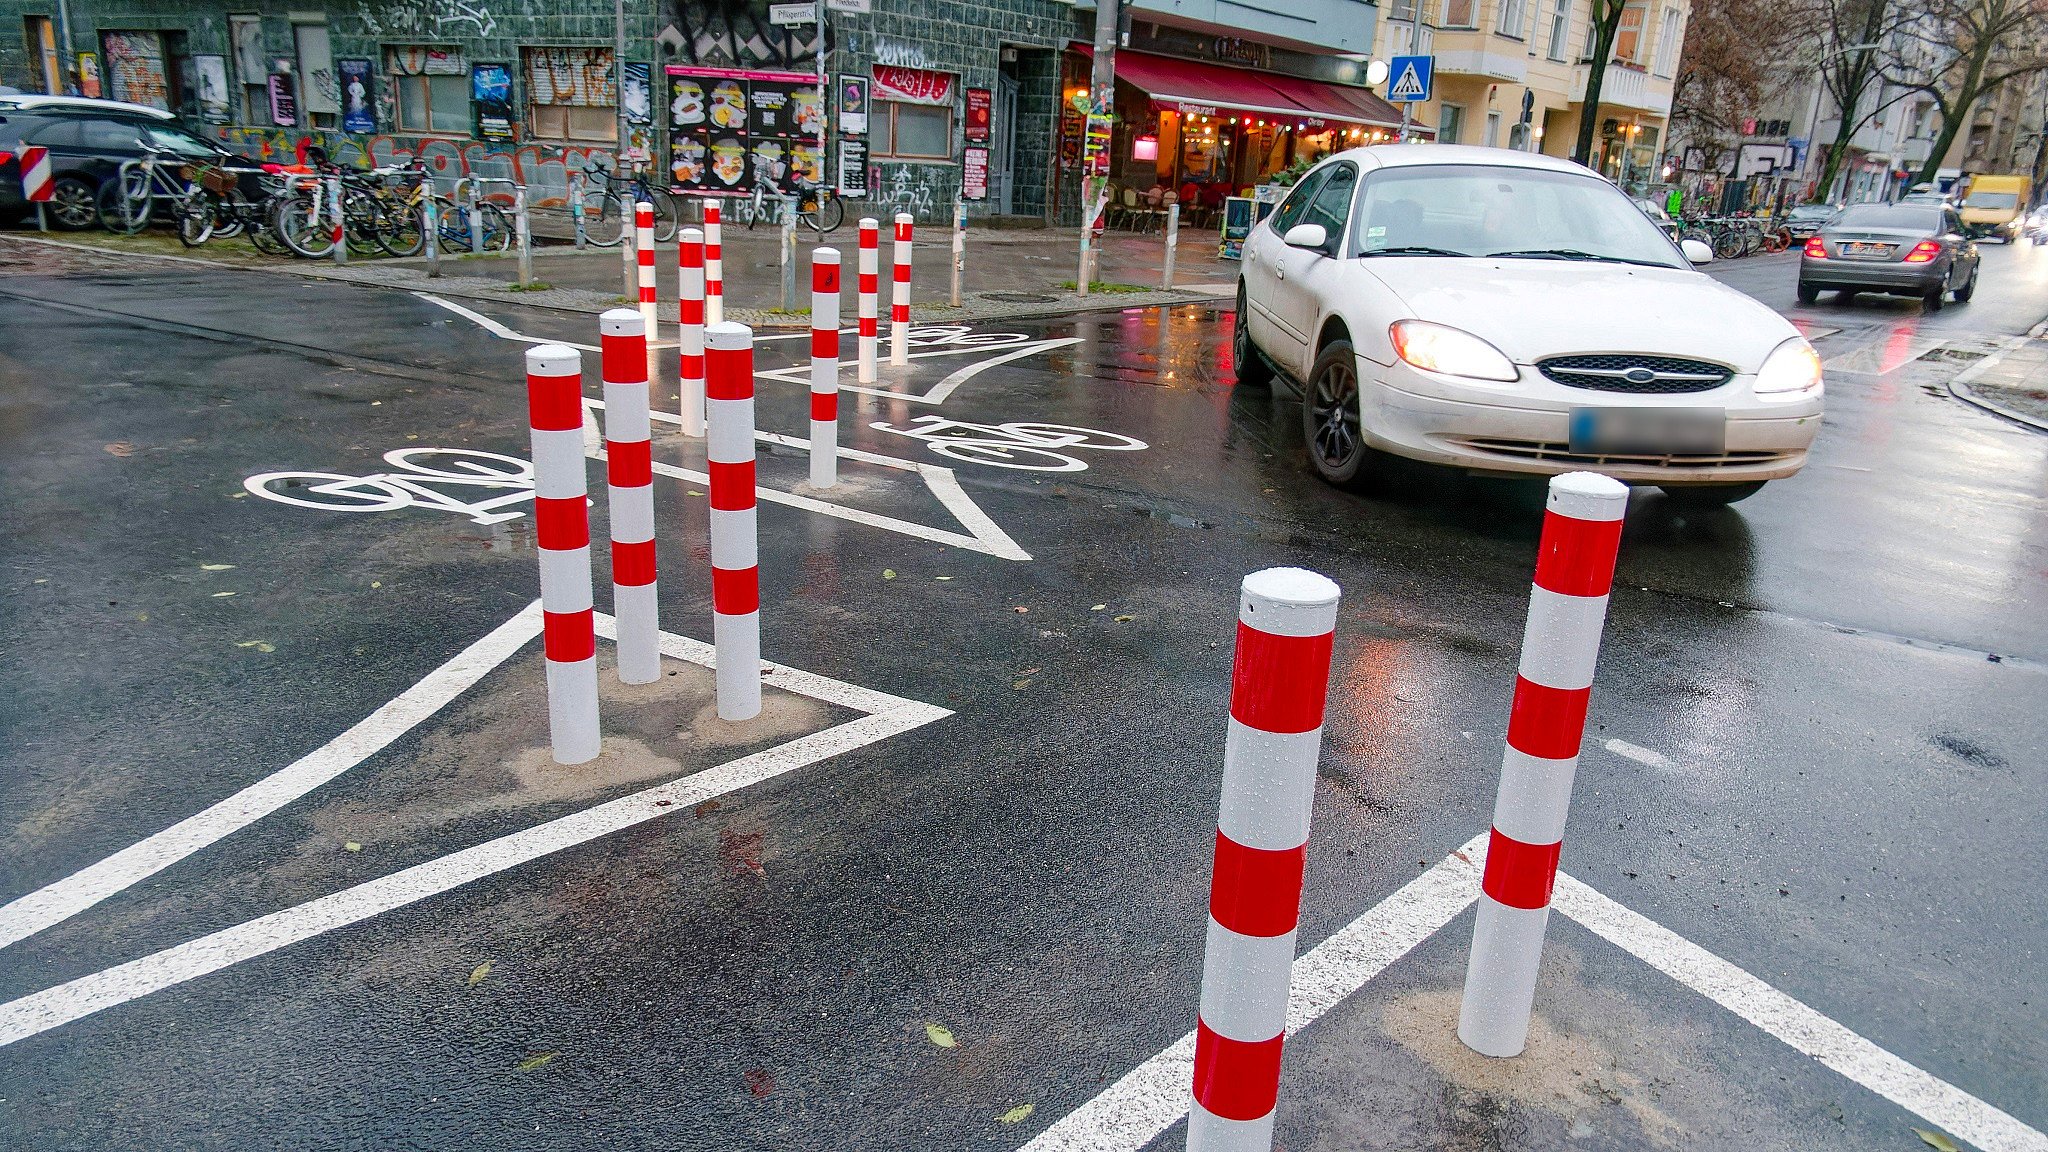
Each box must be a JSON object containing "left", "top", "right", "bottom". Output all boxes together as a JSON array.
[{"left": 1569, "top": 59, "right": 1670, "bottom": 115}]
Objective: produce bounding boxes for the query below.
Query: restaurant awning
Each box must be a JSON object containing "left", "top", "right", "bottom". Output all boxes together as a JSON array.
[{"left": 1076, "top": 45, "right": 1415, "bottom": 133}]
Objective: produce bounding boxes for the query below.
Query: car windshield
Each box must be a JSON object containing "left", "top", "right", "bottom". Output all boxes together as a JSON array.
[
  {"left": 1832, "top": 204, "right": 1939, "bottom": 230},
  {"left": 1351, "top": 164, "right": 1684, "bottom": 268},
  {"left": 1964, "top": 191, "right": 2018, "bottom": 210},
  {"left": 138, "top": 123, "right": 222, "bottom": 158}
]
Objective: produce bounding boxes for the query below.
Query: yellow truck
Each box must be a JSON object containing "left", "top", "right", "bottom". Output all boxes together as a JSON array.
[{"left": 1959, "top": 174, "right": 2032, "bottom": 241}]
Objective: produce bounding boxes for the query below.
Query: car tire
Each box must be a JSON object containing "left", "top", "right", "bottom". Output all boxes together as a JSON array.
[
  {"left": 1302, "top": 339, "right": 1373, "bottom": 488},
  {"left": 1661, "top": 481, "right": 1766, "bottom": 507},
  {"left": 1837, "top": 288, "right": 1858, "bottom": 302},
  {"left": 47, "top": 175, "right": 101, "bottom": 230},
  {"left": 1923, "top": 272, "right": 1946, "bottom": 313},
  {"left": 1232, "top": 283, "right": 1274, "bottom": 389},
  {"left": 1797, "top": 281, "right": 1820, "bottom": 305},
  {"left": 1953, "top": 267, "right": 1976, "bottom": 302}
]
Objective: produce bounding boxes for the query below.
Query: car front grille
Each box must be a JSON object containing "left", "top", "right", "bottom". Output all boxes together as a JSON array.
[
  {"left": 1537, "top": 354, "right": 1734, "bottom": 394},
  {"left": 1453, "top": 438, "right": 1789, "bottom": 469}
]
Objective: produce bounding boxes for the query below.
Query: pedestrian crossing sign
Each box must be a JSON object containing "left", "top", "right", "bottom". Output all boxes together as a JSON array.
[{"left": 1388, "top": 55, "right": 1433, "bottom": 103}]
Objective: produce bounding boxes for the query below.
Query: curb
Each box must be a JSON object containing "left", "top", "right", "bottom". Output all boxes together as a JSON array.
[
  {"left": 1947, "top": 321, "right": 2048, "bottom": 434},
  {"left": 2, "top": 233, "right": 1223, "bottom": 328}
]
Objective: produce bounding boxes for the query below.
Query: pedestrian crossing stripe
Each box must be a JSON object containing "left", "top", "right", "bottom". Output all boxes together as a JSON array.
[{"left": 1389, "top": 63, "right": 1426, "bottom": 100}]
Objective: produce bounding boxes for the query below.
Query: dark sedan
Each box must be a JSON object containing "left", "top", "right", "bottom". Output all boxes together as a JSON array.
[
  {"left": 0, "top": 103, "right": 229, "bottom": 229},
  {"left": 1797, "top": 202, "right": 1981, "bottom": 311},
  {"left": 1783, "top": 204, "right": 1838, "bottom": 239}
]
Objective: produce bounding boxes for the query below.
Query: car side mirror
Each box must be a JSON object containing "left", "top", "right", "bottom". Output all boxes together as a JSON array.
[
  {"left": 1680, "top": 238, "right": 1713, "bottom": 265},
  {"left": 1283, "top": 222, "right": 1330, "bottom": 253}
]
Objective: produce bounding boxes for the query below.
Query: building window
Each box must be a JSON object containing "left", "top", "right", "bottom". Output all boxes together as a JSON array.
[
  {"left": 24, "top": 16, "right": 61, "bottom": 93},
  {"left": 1546, "top": 0, "right": 1571, "bottom": 60},
  {"left": 1485, "top": 109, "right": 1502, "bottom": 146},
  {"left": 872, "top": 101, "right": 953, "bottom": 159},
  {"left": 1444, "top": 0, "right": 1479, "bottom": 28},
  {"left": 1497, "top": 0, "right": 1529, "bottom": 38},
  {"left": 1652, "top": 5, "right": 1683, "bottom": 76},
  {"left": 1614, "top": 3, "right": 1647, "bottom": 63},
  {"left": 387, "top": 46, "right": 471, "bottom": 136},
  {"left": 294, "top": 21, "right": 337, "bottom": 127},
  {"left": 1438, "top": 102, "right": 1465, "bottom": 144},
  {"left": 523, "top": 47, "right": 617, "bottom": 144}
]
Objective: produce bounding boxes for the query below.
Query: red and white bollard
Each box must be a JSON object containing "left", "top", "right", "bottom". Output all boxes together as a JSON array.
[
  {"left": 599, "top": 308, "right": 660, "bottom": 685},
  {"left": 705, "top": 322, "right": 761, "bottom": 721},
  {"left": 677, "top": 225, "right": 707, "bottom": 437},
  {"left": 1459, "top": 471, "right": 1628, "bottom": 1057},
  {"left": 1190, "top": 568, "right": 1342, "bottom": 1151},
  {"left": 635, "top": 202, "right": 658, "bottom": 342},
  {"left": 704, "top": 199, "right": 724, "bottom": 326},
  {"left": 525, "top": 343, "right": 601, "bottom": 765},
  {"left": 857, "top": 217, "right": 880, "bottom": 384},
  {"left": 810, "top": 247, "right": 841, "bottom": 489},
  {"left": 890, "top": 212, "right": 913, "bottom": 367}
]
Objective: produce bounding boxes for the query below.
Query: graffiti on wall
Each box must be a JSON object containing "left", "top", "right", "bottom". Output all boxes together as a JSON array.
[
  {"left": 217, "top": 127, "right": 609, "bottom": 208},
  {"left": 359, "top": 0, "right": 498, "bottom": 40},
  {"left": 872, "top": 163, "right": 944, "bottom": 220},
  {"left": 660, "top": 0, "right": 821, "bottom": 70}
]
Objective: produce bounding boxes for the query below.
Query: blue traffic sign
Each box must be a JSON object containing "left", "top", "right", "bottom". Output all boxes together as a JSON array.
[{"left": 1388, "top": 55, "right": 1434, "bottom": 103}]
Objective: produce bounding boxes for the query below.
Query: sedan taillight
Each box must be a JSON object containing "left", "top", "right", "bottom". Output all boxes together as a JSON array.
[
  {"left": 1903, "top": 240, "right": 1942, "bottom": 263},
  {"left": 1803, "top": 236, "right": 1828, "bottom": 258}
]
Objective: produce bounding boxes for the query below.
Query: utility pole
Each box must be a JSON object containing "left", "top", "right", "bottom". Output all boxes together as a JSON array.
[
  {"left": 615, "top": 0, "right": 632, "bottom": 298},
  {"left": 816, "top": 0, "right": 829, "bottom": 202},
  {"left": 54, "top": 0, "right": 77, "bottom": 94},
  {"left": 1399, "top": 0, "right": 1421, "bottom": 142},
  {"left": 1077, "top": 0, "right": 1119, "bottom": 297}
]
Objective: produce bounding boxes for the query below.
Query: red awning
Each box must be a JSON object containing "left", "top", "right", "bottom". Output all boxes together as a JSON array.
[
  {"left": 1255, "top": 71, "right": 1407, "bottom": 131},
  {"left": 1077, "top": 46, "right": 1413, "bottom": 133}
]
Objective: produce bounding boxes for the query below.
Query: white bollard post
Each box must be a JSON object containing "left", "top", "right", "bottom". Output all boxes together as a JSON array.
[
  {"left": 780, "top": 197, "right": 798, "bottom": 314},
  {"left": 599, "top": 309, "right": 660, "bottom": 686},
  {"left": 810, "top": 247, "right": 841, "bottom": 488},
  {"left": 704, "top": 199, "right": 725, "bottom": 325},
  {"left": 525, "top": 344, "right": 601, "bottom": 765},
  {"left": 467, "top": 181, "right": 484, "bottom": 257},
  {"left": 327, "top": 172, "right": 347, "bottom": 265},
  {"left": 950, "top": 199, "right": 965, "bottom": 307},
  {"left": 857, "top": 217, "right": 880, "bottom": 384},
  {"left": 890, "top": 212, "right": 913, "bottom": 367},
  {"left": 1163, "top": 202, "right": 1181, "bottom": 290},
  {"left": 1458, "top": 472, "right": 1629, "bottom": 1058},
  {"left": 515, "top": 184, "right": 533, "bottom": 288},
  {"left": 570, "top": 170, "right": 588, "bottom": 250},
  {"left": 635, "top": 201, "right": 658, "bottom": 344},
  {"left": 424, "top": 193, "right": 441, "bottom": 278},
  {"left": 705, "top": 322, "right": 761, "bottom": 721},
  {"left": 677, "top": 226, "right": 707, "bottom": 437}
]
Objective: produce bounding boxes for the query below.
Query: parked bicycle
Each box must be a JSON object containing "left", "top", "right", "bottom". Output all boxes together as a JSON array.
[
  {"left": 743, "top": 177, "right": 844, "bottom": 234},
  {"left": 579, "top": 160, "right": 676, "bottom": 248}
]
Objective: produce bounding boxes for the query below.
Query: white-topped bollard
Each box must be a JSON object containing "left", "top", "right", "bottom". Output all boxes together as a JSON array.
[
  {"left": 810, "top": 247, "right": 842, "bottom": 488},
  {"left": 704, "top": 199, "right": 724, "bottom": 325},
  {"left": 890, "top": 212, "right": 913, "bottom": 367},
  {"left": 677, "top": 226, "right": 707, "bottom": 437},
  {"left": 525, "top": 344, "right": 600, "bottom": 764},
  {"left": 704, "top": 322, "right": 761, "bottom": 721},
  {"left": 599, "top": 309, "right": 660, "bottom": 686},
  {"left": 857, "top": 217, "right": 880, "bottom": 383}
]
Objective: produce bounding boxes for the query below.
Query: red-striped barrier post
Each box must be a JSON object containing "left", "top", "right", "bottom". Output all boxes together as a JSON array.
[
  {"left": 704, "top": 199, "right": 724, "bottom": 325},
  {"left": 705, "top": 322, "right": 761, "bottom": 721},
  {"left": 600, "top": 309, "right": 660, "bottom": 685},
  {"left": 857, "top": 217, "right": 879, "bottom": 383},
  {"left": 635, "top": 201, "right": 658, "bottom": 342},
  {"left": 1190, "top": 567, "right": 1342, "bottom": 1151},
  {"left": 890, "top": 213, "right": 913, "bottom": 367},
  {"left": 525, "top": 344, "right": 601, "bottom": 765},
  {"left": 1458, "top": 471, "right": 1628, "bottom": 1057},
  {"left": 326, "top": 172, "right": 346, "bottom": 266},
  {"left": 677, "top": 226, "right": 707, "bottom": 437},
  {"left": 810, "top": 247, "right": 841, "bottom": 488},
  {"left": 22, "top": 145, "right": 50, "bottom": 231}
]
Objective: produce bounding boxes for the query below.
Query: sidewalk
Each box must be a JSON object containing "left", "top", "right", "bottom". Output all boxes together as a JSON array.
[{"left": 1952, "top": 323, "right": 2048, "bottom": 430}]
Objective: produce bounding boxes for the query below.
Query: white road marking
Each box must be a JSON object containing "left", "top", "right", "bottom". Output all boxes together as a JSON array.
[
  {"left": 1020, "top": 834, "right": 1489, "bottom": 1152},
  {"left": 415, "top": 293, "right": 598, "bottom": 352},
  {"left": 0, "top": 614, "right": 950, "bottom": 1050},
  {"left": 1822, "top": 332, "right": 1947, "bottom": 376},
  {"left": 0, "top": 604, "right": 544, "bottom": 952},
  {"left": 753, "top": 337, "right": 1084, "bottom": 405},
  {"left": 1602, "top": 738, "right": 1679, "bottom": 771},
  {"left": 1552, "top": 874, "right": 2048, "bottom": 1152}
]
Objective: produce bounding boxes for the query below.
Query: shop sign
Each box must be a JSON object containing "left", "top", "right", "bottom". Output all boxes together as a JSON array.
[
  {"left": 965, "top": 87, "right": 992, "bottom": 144},
  {"left": 267, "top": 72, "right": 298, "bottom": 127},
  {"left": 472, "top": 63, "right": 515, "bottom": 141},
  {"left": 668, "top": 65, "right": 825, "bottom": 198},
  {"left": 837, "top": 76, "right": 869, "bottom": 135},
  {"left": 1174, "top": 102, "right": 1217, "bottom": 117},
  {"left": 872, "top": 64, "right": 954, "bottom": 107},
  {"left": 826, "top": 0, "right": 872, "bottom": 11},
  {"left": 962, "top": 146, "right": 988, "bottom": 201},
  {"left": 338, "top": 59, "right": 375, "bottom": 133},
  {"left": 1211, "top": 38, "right": 1272, "bottom": 69}
]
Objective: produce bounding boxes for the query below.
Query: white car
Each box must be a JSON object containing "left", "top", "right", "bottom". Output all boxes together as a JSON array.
[{"left": 1234, "top": 144, "right": 1824, "bottom": 506}]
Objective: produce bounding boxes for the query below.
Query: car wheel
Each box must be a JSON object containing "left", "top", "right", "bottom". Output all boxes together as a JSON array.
[
  {"left": 1923, "top": 272, "right": 1946, "bottom": 312},
  {"left": 1661, "top": 481, "right": 1766, "bottom": 507},
  {"left": 1953, "top": 266, "right": 1976, "bottom": 302},
  {"left": 1302, "top": 339, "right": 1372, "bottom": 488},
  {"left": 47, "top": 176, "right": 100, "bottom": 230},
  {"left": 1232, "top": 283, "right": 1273, "bottom": 389},
  {"left": 1797, "top": 281, "right": 1820, "bottom": 305}
]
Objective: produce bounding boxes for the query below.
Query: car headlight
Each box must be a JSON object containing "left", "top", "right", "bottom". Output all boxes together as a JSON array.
[
  {"left": 1388, "top": 321, "right": 1519, "bottom": 382},
  {"left": 1754, "top": 337, "right": 1823, "bottom": 396}
]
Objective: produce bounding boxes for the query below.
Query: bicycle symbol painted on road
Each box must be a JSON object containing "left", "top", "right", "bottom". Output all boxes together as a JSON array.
[
  {"left": 244, "top": 448, "right": 535, "bottom": 525},
  {"left": 868, "top": 416, "right": 1147, "bottom": 472}
]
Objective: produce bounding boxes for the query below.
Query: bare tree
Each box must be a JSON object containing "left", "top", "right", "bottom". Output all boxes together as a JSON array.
[
  {"left": 1810, "top": 0, "right": 1907, "bottom": 201},
  {"left": 1882, "top": 0, "right": 2048, "bottom": 185},
  {"left": 1572, "top": 0, "right": 1633, "bottom": 166},
  {"left": 1670, "top": 0, "right": 1821, "bottom": 164}
]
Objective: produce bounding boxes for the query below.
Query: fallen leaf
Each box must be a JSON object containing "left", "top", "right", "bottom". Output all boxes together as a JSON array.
[
  {"left": 1000, "top": 1104, "right": 1035, "bottom": 1124},
  {"left": 1012, "top": 606, "right": 1029, "bottom": 614},
  {"left": 468, "top": 961, "right": 492, "bottom": 986},
  {"left": 1018, "top": 667, "right": 1041, "bottom": 677},
  {"left": 212, "top": 591, "right": 236, "bottom": 598},
  {"left": 200, "top": 563, "right": 236, "bottom": 572},
  {"left": 743, "top": 1067, "right": 775, "bottom": 1097},
  {"left": 694, "top": 798, "right": 722, "bottom": 817},
  {"left": 1090, "top": 604, "right": 1106, "bottom": 611},
  {"left": 925, "top": 1022, "right": 957, "bottom": 1048},
  {"left": 883, "top": 569, "right": 898, "bottom": 580},
  {"left": 934, "top": 575, "right": 953, "bottom": 581},
  {"left": 370, "top": 581, "right": 382, "bottom": 589},
  {"left": 687, "top": 489, "right": 704, "bottom": 496},
  {"left": 516, "top": 1052, "right": 558, "bottom": 1072},
  {"left": 343, "top": 841, "right": 361, "bottom": 852},
  {"left": 103, "top": 442, "right": 134, "bottom": 457},
  {"left": 404, "top": 434, "right": 419, "bottom": 441},
  {"left": 1012, "top": 679, "right": 1032, "bottom": 691},
  {"left": 236, "top": 640, "right": 276, "bottom": 653},
  {"left": 1114, "top": 615, "right": 1135, "bottom": 623},
  {"left": 1914, "top": 1130, "right": 1961, "bottom": 1152}
]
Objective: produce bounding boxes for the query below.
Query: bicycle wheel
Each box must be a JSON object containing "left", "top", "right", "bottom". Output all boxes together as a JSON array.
[
  {"left": 243, "top": 472, "right": 412, "bottom": 512},
  {"left": 999, "top": 423, "right": 1149, "bottom": 451},
  {"left": 273, "top": 192, "right": 335, "bottom": 259},
  {"left": 343, "top": 189, "right": 384, "bottom": 256},
  {"left": 247, "top": 202, "right": 289, "bottom": 255},
  {"left": 383, "top": 447, "right": 533, "bottom": 481},
  {"left": 923, "top": 441, "right": 1090, "bottom": 472},
  {"left": 176, "top": 191, "right": 218, "bottom": 247},
  {"left": 648, "top": 187, "right": 679, "bottom": 242},
  {"left": 478, "top": 202, "right": 513, "bottom": 253},
  {"left": 1712, "top": 229, "right": 1743, "bottom": 260},
  {"left": 98, "top": 171, "right": 152, "bottom": 234},
  {"left": 582, "top": 191, "right": 627, "bottom": 247},
  {"left": 378, "top": 198, "right": 427, "bottom": 257},
  {"left": 805, "top": 194, "right": 844, "bottom": 234}
]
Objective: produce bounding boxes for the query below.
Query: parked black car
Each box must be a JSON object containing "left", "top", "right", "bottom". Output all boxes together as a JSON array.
[
  {"left": 1797, "top": 202, "right": 1981, "bottom": 311},
  {"left": 1782, "top": 204, "right": 1838, "bottom": 240},
  {"left": 1, "top": 98, "right": 232, "bottom": 229}
]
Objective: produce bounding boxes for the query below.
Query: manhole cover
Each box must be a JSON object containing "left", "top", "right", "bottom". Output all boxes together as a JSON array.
[{"left": 982, "top": 292, "right": 1058, "bottom": 303}]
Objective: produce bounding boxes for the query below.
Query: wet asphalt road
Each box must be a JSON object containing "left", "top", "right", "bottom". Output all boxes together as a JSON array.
[{"left": 1, "top": 237, "right": 2045, "bottom": 1150}]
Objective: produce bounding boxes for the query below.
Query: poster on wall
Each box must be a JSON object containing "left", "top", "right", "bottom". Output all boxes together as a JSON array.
[
  {"left": 338, "top": 59, "right": 375, "bottom": 133},
  {"left": 102, "top": 31, "right": 170, "bottom": 110},
  {"left": 965, "top": 88, "right": 991, "bottom": 144},
  {"left": 472, "top": 63, "right": 515, "bottom": 142},
  {"left": 962, "top": 146, "right": 988, "bottom": 201},
  {"left": 77, "top": 53, "right": 101, "bottom": 99},
  {"left": 623, "top": 62, "right": 652, "bottom": 124},
  {"left": 667, "top": 65, "right": 820, "bottom": 197},
  {"left": 837, "top": 76, "right": 868, "bottom": 135},
  {"left": 1219, "top": 196, "right": 1254, "bottom": 260},
  {"left": 838, "top": 137, "right": 868, "bottom": 196},
  {"left": 267, "top": 72, "right": 298, "bottom": 127},
  {"left": 193, "top": 55, "right": 230, "bottom": 123}
]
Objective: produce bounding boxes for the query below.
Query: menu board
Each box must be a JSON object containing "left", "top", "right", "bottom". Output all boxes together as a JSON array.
[{"left": 668, "top": 65, "right": 823, "bottom": 197}]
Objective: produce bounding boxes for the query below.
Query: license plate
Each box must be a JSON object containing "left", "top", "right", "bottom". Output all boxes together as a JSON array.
[
  {"left": 1569, "top": 407, "right": 1726, "bottom": 456},
  {"left": 1842, "top": 241, "right": 1892, "bottom": 259}
]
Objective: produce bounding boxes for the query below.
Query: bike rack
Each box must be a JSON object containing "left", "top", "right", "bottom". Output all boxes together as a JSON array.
[
  {"left": 451, "top": 175, "right": 532, "bottom": 287},
  {"left": 275, "top": 171, "right": 346, "bottom": 265}
]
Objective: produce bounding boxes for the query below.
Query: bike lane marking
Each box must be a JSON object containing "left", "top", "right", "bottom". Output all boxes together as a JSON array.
[
  {"left": 0, "top": 614, "right": 951, "bottom": 1049},
  {"left": 0, "top": 605, "right": 545, "bottom": 954},
  {"left": 1021, "top": 836, "right": 2048, "bottom": 1152}
]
